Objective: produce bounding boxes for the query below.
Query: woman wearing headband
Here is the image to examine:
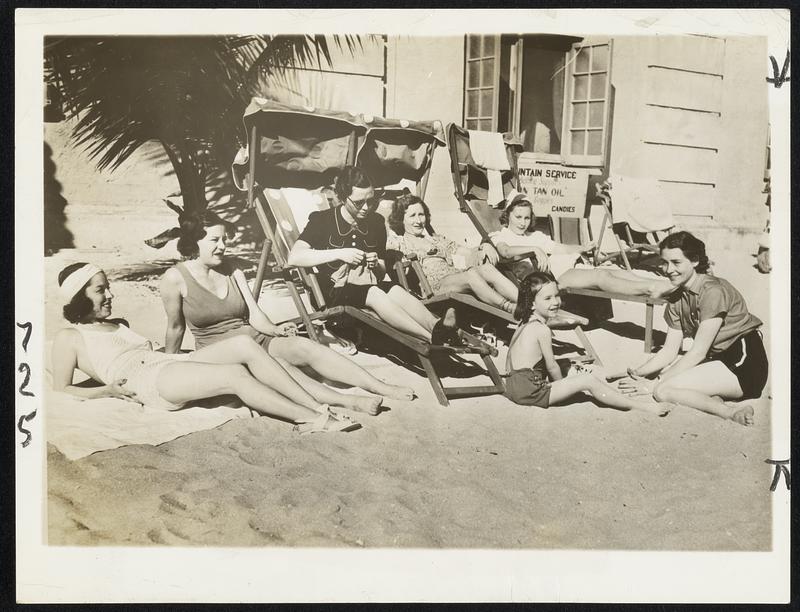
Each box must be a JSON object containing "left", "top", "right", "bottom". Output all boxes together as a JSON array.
[
  {"left": 159, "top": 210, "right": 415, "bottom": 415},
  {"left": 52, "top": 262, "right": 362, "bottom": 434}
]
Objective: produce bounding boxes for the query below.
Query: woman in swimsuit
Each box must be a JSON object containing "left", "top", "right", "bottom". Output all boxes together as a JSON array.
[
  {"left": 619, "top": 231, "right": 768, "bottom": 425},
  {"left": 505, "top": 271, "right": 668, "bottom": 416},
  {"left": 491, "top": 193, "right": 674, "bottom": 299},
  {"left": 386, "top": 194, "right": 519, "bottom": 313},
  {"left": 52, "top": 262, "right": 360, "bottom": 434},
  {"left": 159, "top": 210, "right": 416, "bottom": 415}
]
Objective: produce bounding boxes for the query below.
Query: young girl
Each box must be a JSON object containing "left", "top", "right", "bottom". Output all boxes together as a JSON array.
[
  {"left": 619, "top": 231, "right": 768, "bottom": 426},
  {"left": 491, "top": 192, "right": 674, "bottom": 298},
  {"left": 505, "top": 271, "right": 669, "bottom": 416},
  {"left": 52, "top": 262, "right": 360, "bottom": 434}
]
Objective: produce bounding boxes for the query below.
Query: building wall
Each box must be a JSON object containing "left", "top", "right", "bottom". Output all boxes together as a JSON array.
[{"left": 609, "top": 35, "right": 768, "bottom": 232}]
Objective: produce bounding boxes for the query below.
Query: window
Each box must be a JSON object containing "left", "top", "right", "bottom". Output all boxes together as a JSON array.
[
  {"left": 464, "top": 35, "right": 499, "bottom": 131},
  {"left": 563, "top": 40, "right": 611, "bottom": 166},
  {"left": 462, "top": 35, "right": 612, "bottom": 167}
]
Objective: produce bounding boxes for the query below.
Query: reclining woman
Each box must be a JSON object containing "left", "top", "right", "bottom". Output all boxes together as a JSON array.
[
  {"left": 619, "top": 231, "right": 768, "bottom": 426},
  {"left": 491, "top": 192, "right": 675, "bottom": 298},
  {"left": 159, "top": 210, "right": 416, "bottom": 416},
  {"left": 287, "top": 165, "right": 462, "bottom": 345},
  {"left": 386, "top": 193, "right": 519, "bottom": 313},
  {"left": 52, "top": 263, "right": 360, "bottom": 434}
]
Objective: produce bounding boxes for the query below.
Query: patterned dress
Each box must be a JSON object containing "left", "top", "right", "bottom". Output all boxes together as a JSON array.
[{"left": 387, "top": 231, "right": 464, "bottom": 293}]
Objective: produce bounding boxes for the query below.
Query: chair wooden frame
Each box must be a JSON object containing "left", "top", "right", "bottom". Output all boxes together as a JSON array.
[
  {"left": 445, "top": 123, "right": 665, "bottom": 353},
  {"left": 239, "top": 104, "right": 506, "bottom": 406}
]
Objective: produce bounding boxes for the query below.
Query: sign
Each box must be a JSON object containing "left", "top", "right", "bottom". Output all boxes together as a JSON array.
[{"left": 517, "top": 153, "right": 589, "bottom": 219}]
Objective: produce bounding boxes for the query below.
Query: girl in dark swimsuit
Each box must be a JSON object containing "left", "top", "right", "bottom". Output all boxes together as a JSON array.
[{"left": 505, "top": 272, "right": 669, "bottom": 416}]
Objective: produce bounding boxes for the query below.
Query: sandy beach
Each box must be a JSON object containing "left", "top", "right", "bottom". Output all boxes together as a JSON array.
[{"left": 42, "top": 121, "right": 773, "bottom": 551}]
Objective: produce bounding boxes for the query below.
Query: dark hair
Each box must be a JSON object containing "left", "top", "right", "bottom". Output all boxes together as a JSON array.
[
  {"left": 388, "top": 194, "right": 435, "bottom": 236},
  {"left": 513, "top": 271, "right": 557, "bottom": 322},
  {"left": 333, "top": 166, "right": 373, "bottom": 204},
  {"left": 59, "top": 262, "right": 96, "bottom": 323},
  {"left": 659, "top": 231, "right": 710, "bottom": 274},
  {"left": 499, "top": 198, "right": 534, "bottom": 230},
  {"left": 177, "top": 210, "right": 236, "bottom": 259}
]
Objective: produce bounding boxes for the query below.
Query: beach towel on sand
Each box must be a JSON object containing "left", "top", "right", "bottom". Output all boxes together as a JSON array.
[{"left": 46, "top": 390, "right": 254, "bottom": 460}]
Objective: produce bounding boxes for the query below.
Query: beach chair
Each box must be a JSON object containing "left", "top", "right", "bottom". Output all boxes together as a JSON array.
[
  {"left": 232, "top": 99, "right": 505, "bottom": 406},
  {"left": 445, "top": 122, "right": 666, "bottom": 353}
]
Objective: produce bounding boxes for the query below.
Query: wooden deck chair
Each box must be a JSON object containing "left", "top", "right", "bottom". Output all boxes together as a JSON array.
[
  {"left": 232, "top": 99, "right": 505, "bottom": 406},
  {"left": 445, "top": 122, "right": 666, "bottom": 353},
  {"left": 390, "top": 250, "right": 602, "bottom": 366}
]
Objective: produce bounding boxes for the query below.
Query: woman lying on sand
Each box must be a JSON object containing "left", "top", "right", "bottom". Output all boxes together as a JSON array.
[
  {"left": 159, "top": 210, "right": 415, "bottom": 416},
  {"left": 52, "top": 263, "right": 361, "bottom": 434},
  {"left": 385, "top": 194, "right": 586, "bottom": 328},
  {"left": 491, "top": 192, "right": 675, "bottom": 299},
  {"left": 505, "top": 271, "right": 669, "bottom": 416},
  {"left": 619, "top": 231, "right": 768, "bottom": 426}
]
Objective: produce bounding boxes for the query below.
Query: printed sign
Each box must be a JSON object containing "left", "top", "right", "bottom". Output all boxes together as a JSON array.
[{"left": 517, "top": 153, "right": 589, "bottom": 218}]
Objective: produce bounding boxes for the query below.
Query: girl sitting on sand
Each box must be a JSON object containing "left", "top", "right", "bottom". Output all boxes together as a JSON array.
[
  {"left": 159, "top": 210, "right": 415, "bottom": 416},
  {"left": 386, "top": 194, "right": 519, "bottom": 313},
  {"left": 618, "top": 231, "right": 768, "bottom": 426},
  {"left": 491, "top": 192, "right": 674, "bottom": 299},
  {"left": 52, "top": 262, "right": 360, "bottom": 434},
  {"left": 504, "top": 271, "right": 669, "bottom": 416}
]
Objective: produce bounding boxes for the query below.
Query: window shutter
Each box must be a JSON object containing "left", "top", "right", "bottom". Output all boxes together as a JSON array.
[{"left": 562, "top": 39, "right": 612, "bottom": 166}]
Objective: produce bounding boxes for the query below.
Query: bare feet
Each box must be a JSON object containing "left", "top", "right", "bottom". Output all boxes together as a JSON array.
[
  {"left": 294, "top": 405, "right": 362, "bottom": 434},
  {"left": 728, "top": 404, "right": 754, "bottom": 426},
  {"left": 379, "top": 384, "right": 417, "bottom": 401},
  {"left": 341, "top": 394, "right": 383, "bottom": 415}
]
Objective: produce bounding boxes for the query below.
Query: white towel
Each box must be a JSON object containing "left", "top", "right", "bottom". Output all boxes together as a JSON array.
[
  {"left": 607, "top": 174, "right": 674, "bottom": 233},
  {"left": 46, "top": 389, "right": 253, "bottom": 460},
  {"left": 468, "top": 130, "right": 510, "bottom": 209}
]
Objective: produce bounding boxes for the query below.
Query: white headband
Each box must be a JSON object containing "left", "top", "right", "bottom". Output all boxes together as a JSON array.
[{"left": 59, "top": 263, "right": 103, "bottom": 303}]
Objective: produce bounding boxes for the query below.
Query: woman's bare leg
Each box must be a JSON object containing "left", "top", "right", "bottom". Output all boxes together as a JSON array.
[
  {"left": 438, "top": 269, "right": 508, "bottom": 308},
  {"left": 156, "top": 361, "right": 321, "bottom": 423},
  {"left": 189, "top": 336, "right": 319, "bottom": 410},
  {"left": 385, "top": 285, "right": 441, "bottom": 334},
  {"left": 653, "top": 361, "right": 754, "bottom": 425},
  {"left": 268, "top": 336, "right": 415, "bottom": 401},
  {"left": 558, "top": 268, "right": 672, "bottom": 298},
  {"left": 274, "top": 357, "right": 382, "bottom": 415},
  {"left": 475, "top": 264, "right": 519, "bottom": 301},
  {"left": 364, "top": 286, "right": 432, "bottom": 340},
  {"left": 549, "top": 372, "right": 669, "bottom": 416}
]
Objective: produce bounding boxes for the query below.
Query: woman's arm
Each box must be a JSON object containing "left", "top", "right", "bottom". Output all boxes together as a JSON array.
[
  {"left": 159, "top": 269, "right": 187, "bottom": 354},
  {"left": 231, "top": 269, "right": 290, "bottom": 337},
  {"left": 658, "top": 317, "right": 723, "bottom": 382},
  {"left": 537, "top": 326, "right": 563, "bottom": 381},
  {"left": 288, "top": 240, "right": 364, "bottom": 268},
  {"left": 630, "top": 327, "right": 684, "bottom": 378},
  {"left": 51, "top": 329, "right": 137, "bottom": 401}
]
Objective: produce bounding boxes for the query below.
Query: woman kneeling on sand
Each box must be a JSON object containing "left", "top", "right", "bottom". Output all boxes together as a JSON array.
[
  {"left": 52, "top": 262, "right": 360, "bottom": 434},
  {"left": 159, "top": 210, "right": 414, "bottom": 416},
  {"left": 619, "top": 231, "right": 768, "bottom": 425}
]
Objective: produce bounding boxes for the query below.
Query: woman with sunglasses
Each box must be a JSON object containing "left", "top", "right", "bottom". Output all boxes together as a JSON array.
[{"left": 288, "top": 166, "right": 461, "bottom": 344}]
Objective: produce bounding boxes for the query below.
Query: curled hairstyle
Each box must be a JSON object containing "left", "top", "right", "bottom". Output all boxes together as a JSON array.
[
  {"left": 333, "top": 166, "right": 373, "bottom": 204},
  {"left": 59, "top": 262, "right": 95, "bottom": 323},
  {"left": 388, "top": 194, "right": 435, "bottom": 236},
  {"left": 659, "top": 231, "right": 710, "bottom": 274},
  {"left": 513, "top": 271, "right": 557, "bottom": 322},
  {"left": 177, "top": 210, "right": 236, "bottom": 259},
  {"left": 499, "top": 198, "right": 534, "bottom": 230}
]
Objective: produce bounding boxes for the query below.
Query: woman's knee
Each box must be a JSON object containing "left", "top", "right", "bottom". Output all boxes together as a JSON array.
[
  {"left": 653, "top": 381, "right": 675, "bottom": 403},
  {"left": 225, "top": 334, "right": 261, "bottom": 357}
]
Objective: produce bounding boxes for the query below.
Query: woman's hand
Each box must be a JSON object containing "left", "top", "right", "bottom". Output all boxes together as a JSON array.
[
  {"left": 339, "top": 248, "right": 366, "bottom": 266},
  {"left": 273, "top": 322, "right": 298, "bottom": 337},
  {"left": 365, "top": 251, "right": 379, "bottom": 269},
  {"left": 532, "top": 247, "right": 550, "bottom": 272},
  {"left": 107, "top": 379, "right": 140, "bottom": 403},
  {"left": 479, "top": 242, "right": 500, "bottom": 265},
  {"left": 617, "top": 374, "right": 656, "bottom": 397}
]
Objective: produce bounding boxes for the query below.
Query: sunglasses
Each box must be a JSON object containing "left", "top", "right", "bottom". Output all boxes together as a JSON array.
[{"left": 347, "top": 195, "right": 380, "bottom": 210}]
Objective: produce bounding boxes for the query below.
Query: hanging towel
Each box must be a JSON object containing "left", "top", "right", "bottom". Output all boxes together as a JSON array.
[
  {"left": 468, "top": 130, "right": 510, "bottom": 208},
  {"left": 607, "top": 174, "right": 674, "bottom": 233}
]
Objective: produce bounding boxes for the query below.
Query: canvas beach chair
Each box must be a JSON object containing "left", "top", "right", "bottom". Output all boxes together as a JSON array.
[
  {"left": 231, "top": 98, "right": 505, "bottom": 406},
  {"left": 445, "top": 122, "right": 666, "bottom": 353}
]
